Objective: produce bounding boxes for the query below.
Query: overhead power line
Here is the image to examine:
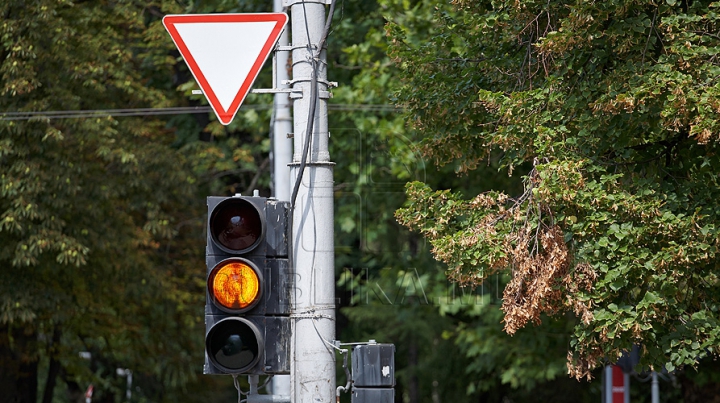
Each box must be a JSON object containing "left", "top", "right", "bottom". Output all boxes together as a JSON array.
[
  {"left": 0, "top": 104, "right": 401, "bottom": 121},
  {"left": 0, "top": 106, "right": 219, "bottom": 120}
]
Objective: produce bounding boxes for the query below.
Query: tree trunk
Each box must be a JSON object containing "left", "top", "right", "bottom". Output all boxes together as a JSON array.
[
  {"left": 0, "top": 324, "right": 38, "bottom": 403},
  {"left": 41, "top": 326, "right": 62, "bottom": 403},
  {"left": 409, "top": 339, "right": 419, "bottom": 403}
]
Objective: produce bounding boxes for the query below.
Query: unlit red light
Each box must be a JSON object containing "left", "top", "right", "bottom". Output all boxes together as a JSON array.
[{"left": 210, "top": 199, "right": 263, "bottom": 253}]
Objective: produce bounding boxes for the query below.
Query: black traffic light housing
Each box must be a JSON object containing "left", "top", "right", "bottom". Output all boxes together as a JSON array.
[{"left": 204, "top": 195, "right": 291, "bottom": 375}]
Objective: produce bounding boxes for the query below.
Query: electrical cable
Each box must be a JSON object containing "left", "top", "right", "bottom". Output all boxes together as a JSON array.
[
  {"left": 290, "top": 37, "right": 318, "bottom": 207},
  {"left": 232, "top": 374, "right": 249, "bottom": 403},
  {"left": 335, "top": 348, "right": 352, "bottom": 401},
  {"left": 300, "top": 1, "right": 313, "bottom": 56},
  {"left": 0, "top": 104, "right": 398, "bottom": 121},
  {"left": 0, "top": 106, "right": 209, "bottom": 116},
  {"left": 316, "top": 0, "right": 337, "bottom": 53},
  {"left": 0, "top": 106, "right": 216, "bottom": 120},
  {"left": 258, "top": 374, "right": 275, "bottom": 391},
  {"left": 310, "top": 314, "right": 342, "bottom": 352},
  {"left": 328, "top": 0, "right": 344, "bottom": 39}
]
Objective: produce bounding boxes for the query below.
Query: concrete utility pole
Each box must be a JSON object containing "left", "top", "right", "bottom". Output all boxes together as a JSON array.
[
  {"left": 289, "top": 1, "right": 336, "bottom": 402},
  {"left": 272, "top": 0, "right": 292, "bottom": 203},
  {"left": 270, "top": 0, "right": 292, "bottom": 397}
]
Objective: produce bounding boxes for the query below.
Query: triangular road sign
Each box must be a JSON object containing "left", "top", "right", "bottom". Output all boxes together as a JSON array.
[{"left": 163, "top": 13, "right": 288, "bottom": 125}]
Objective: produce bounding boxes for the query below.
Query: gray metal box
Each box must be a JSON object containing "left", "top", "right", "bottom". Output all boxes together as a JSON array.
[
  {"left": 265, "top": 199, "right": 289, "bottom": 257},
  {"left": 352, "top": 344, "right": 395, "bottom": 387},
  {"left": 351, "top": 388, "right": 394, "bottom": 403}
]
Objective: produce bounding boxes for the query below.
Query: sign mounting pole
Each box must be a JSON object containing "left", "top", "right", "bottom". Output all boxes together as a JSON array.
[{"left": 270, "top": 0, "right": 293, "bottom": 397}]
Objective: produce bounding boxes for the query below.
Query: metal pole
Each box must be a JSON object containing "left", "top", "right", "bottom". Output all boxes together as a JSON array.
[
  {"left": 272, "top": 0, "right": 292, "bottom": 203},
  {"left": 270, "top": 0, "right": 292, "bottom": 396},
  {"left": 604, "top": 365, "right": 612, "bottom": 403},
  {"left": 651, "top": 371, "right": 659, "bottom": 403},
  {"left": 289, "top": 1, "right": 335, "bottom": 402}
]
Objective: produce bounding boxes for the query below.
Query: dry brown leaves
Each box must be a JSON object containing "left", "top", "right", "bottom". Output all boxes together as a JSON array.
[
  {"left": 501, "top": 221, "right": 569, "bottom": 335},
  {"left": 497, "top": 210, "right": 601, "bottom": 379},
  {"left": 567, "top": 348, "right": 603, "bottom": 381},
  {"left": 563, "top": 262, "right": 596, "bottom": 326}
]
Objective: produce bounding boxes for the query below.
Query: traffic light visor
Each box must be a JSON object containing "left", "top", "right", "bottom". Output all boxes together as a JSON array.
[
  {"left": 209, "top": 259, "right": 262, "bottom": 312},
  {"left": 210, "top": 198, "right": 263, "bottom": 253},
  {"left": 206, "top": 317, "right": 262, "bottom": 373}
]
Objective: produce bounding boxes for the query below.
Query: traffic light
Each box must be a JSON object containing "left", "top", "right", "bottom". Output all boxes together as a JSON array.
[{"left": 204, "top": 195, "right": 291, "bottom": 375}]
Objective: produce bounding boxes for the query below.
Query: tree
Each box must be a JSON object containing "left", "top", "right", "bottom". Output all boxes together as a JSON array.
[
  {"left": 0, "top": 1, "right": 206, "bottom": 401},
  {"left": 392, "top": 0, "right": 720, "bottom": 383},
  {"left": 330, "top": 1, "right": 599, "bottom": 400},
  {"left": 0, "top": 0, "right": 304, "bottom": 397}
]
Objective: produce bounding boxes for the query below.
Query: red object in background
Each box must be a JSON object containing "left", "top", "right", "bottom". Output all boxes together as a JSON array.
[{"left": 612, "top": 365, "right": 625, "bottom": 403}]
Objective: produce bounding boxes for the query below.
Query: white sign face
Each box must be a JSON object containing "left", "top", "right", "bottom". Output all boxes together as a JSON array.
[{"left": 163, "top": 14, "right": 288, "bottom": 125}]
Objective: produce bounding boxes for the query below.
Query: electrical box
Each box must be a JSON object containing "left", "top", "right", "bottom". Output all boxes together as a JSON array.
[
  {"left": 352, "top": 343, "right": 395, "bottom": 387},
  {"left": 351, "top": 388, "right": 394, "bottom": 403},
  {"left": 351, "top": 343, "right": 395, "bottom": 403}
]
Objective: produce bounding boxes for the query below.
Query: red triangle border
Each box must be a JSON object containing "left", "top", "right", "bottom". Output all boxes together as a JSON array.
[{"left": 163, "top": 13, "right": 289, "bottom": 125}]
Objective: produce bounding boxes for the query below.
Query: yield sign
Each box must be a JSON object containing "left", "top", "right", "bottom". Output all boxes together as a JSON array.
[{"left": 163, "top": 13, "right": 288, "bottom": 125}]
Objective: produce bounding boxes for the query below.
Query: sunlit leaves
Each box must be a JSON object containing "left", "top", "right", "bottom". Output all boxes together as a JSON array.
[{"left": 392, "top": 0, "right": 720, "bottom": 380}]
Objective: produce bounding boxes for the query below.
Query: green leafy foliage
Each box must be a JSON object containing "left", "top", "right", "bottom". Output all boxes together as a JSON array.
[
  {"left": 331, "top": 0, "right": 589, "bottom": 398},
  {"left": 0, "top": 0, "right": 208, "bottom": 400},
  {"left": 392, "top": 0, "right": 720, "bottom": 380}
]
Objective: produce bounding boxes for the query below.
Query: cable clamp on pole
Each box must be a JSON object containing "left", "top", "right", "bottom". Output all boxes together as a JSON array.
[
  {"left": 282, "top": 78, "right": 337, "bottom": 88},
  {"left": 288, "top": 88, "right": 333, "bottom": 100},
  {"left": 283, "top": 0, "right": 332, "bottom": 5}
]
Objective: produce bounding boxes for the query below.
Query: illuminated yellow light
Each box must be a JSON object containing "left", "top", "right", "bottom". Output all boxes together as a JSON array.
[{"left": 211, "top": 261, "right": 260, "bottom": 310}]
